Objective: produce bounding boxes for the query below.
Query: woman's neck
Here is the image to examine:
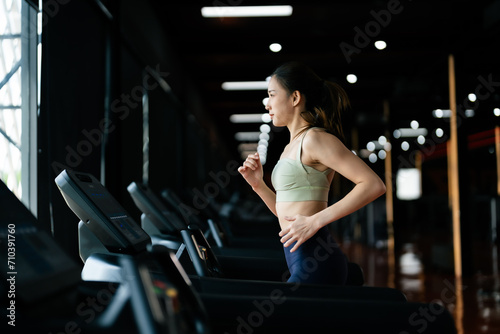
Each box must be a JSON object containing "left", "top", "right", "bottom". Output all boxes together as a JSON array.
[{"left": 287, "top": 116, "right": 309, "bottom": 143}]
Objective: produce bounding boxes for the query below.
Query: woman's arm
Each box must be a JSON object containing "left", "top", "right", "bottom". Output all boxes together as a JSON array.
[
  {"left": 252, "top": 180, "right": 278, "bottom": 217},
  {"left": 238, "top": 152, "right": 278, "bottom": 217},
  {"left": 280, "top": 130, "right": 386, "bottom": 252}
]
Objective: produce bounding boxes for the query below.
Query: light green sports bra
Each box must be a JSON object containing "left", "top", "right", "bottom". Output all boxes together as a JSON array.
[{"left": 271, "top": 127, "right": 332, "bottom": 202}]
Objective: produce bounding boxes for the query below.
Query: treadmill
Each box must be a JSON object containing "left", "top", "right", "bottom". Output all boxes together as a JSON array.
[
  {"left": 127, "top": 181, "right": 289, "bottom": 281},
  {"left": 0, "top": 180, "right": 208, "bottom": 334},
  {"left": 128, "top": 181, "right": 367, "bottom": 284},
  {"left": 53, "top": 169, "right": 457, "bottom": 333}
]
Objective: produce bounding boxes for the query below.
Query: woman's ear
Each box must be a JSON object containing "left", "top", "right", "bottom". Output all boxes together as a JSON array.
[{"left": 292, "top": 90, "right": 302, "bottom": 106}]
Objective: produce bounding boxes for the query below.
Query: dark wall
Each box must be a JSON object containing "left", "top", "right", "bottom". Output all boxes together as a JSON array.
[{"left": 38, "top": 0, "right": 228, "bottom": 261}]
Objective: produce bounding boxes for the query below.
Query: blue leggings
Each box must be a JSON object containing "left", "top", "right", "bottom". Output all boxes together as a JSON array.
[{"left": 283, "top": 227, "right": 348, "bottom": 285}]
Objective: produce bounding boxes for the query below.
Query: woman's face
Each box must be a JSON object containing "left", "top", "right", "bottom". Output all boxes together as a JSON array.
[{"left": 266, "top": 76, "right": 294, "bottom": 127}]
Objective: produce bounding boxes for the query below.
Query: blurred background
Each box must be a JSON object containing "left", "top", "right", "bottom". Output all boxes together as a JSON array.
[{"left": 1, "top": 0, "right": 499, "bottom": 332}]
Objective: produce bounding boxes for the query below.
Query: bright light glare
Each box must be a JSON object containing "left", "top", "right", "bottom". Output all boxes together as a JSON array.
[
  {"left": 269, "top": 43, "right": 282, "bottom": 52},
  {"left": 235, "top": 132, "right": 261, "bottom": 141},
  {"left": 468, "top": 93, "right": 477, "bottom": 102},
  {"left": 494, "top": 108, "right": 500, "bottom": 117},
  {"left": 260, "top": 124, "right": 271, "bottom": 133},
  {"left": 369, "top": 153, "right": 378, "bottom": 163},
  {"left": 378, "top": 150, "right": 387, "bottom": 160},
  {"left": 201, "top": 5, "right": 293, "bottom": 18},
  {"left": 222, "top": 81, "right": 269, "bottom": 91},
  {"left": 374, "top": 40, "right": 387, "bottom": 50},
  {"left": 259, "top": 132, "right": 270, "bottom": 141},
  {"left": 401, "top": 141, "right": 410, "bottom": 151},
  {"left": 393, "top": 129, "right": 401, "bottom": 139},
  {"left": 396, "top": 128, "right": 428, "bottom": 137},
  {"left": 262, "top": 97, "right": 269, "bottom": 106},
  {"left": 257, "top": 145, "right": 267, "bottom": 154},
  {"left": 366, "top": 142, "right": 376, "bottom": 151},
  {"left": 346, "top": 74, "right": 357, "bottom": 84},
  {"left": 378, "top": 135, "right": 387, "bottom": 146},
  {"left": 432, "top": 109, "right": 474, "bottom": 118},
  {"left": 396, "top": 168, "right": 421, "bottom": 200},
  {"left": 417, "top": 135, "right": 425, "bottom": 145},
  {"left": 433, "top": 109, "right": 444, "bottom": 118},
  {"left": 410, "top": 120, "right": 419, "bottom": 129},
  {"left": 435, "top": 128, "right": 444, "bottom": 138},
  {"left": 262, "top": 114, "right": 272, "bottom": 123},
  {"left": 230, "top": 114, "right": 267, "bottom": 123},
  {"left": 258, "top": 139, "right": 268, "bottom": 147}
]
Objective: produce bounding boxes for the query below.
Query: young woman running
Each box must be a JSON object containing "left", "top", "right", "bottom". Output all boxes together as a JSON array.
[{"left": 238, "top": 62, "right": 386, "bottom": 285}]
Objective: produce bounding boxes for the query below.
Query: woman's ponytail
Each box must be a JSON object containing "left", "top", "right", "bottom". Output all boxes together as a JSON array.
[
  {"left": 320, "top": 80, "right": 350, "bottom": 143},
  {"left": 271, "top": 61, "right": 350, "bottom": 143}
]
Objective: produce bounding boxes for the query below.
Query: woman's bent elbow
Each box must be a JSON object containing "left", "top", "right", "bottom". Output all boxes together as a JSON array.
[{"left": 376, "top": 179, "right": 386, "bottom": 198}]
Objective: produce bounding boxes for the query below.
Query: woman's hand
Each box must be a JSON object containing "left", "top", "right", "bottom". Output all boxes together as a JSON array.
[
  {"left": 238, "top": 152, "right": 264, "bottom": 190},
  {"left": 279, "top": 215, "right": 320, "bottom": 252}
]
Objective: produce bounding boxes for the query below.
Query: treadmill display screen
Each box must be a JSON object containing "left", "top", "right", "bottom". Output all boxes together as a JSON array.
[
  {"left": 84, "top": 189, "right": 140, "bottom": 240},
  {"left": 55, "top": 170, "right": 150, "bottom": 253}
]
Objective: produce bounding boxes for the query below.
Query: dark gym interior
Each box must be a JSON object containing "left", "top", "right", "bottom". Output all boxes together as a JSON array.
[{"left": 1, "top": 0, "right": 499, "bottom": 333}]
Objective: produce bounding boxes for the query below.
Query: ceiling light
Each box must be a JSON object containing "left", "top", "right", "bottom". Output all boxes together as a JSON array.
[
  {"left": 230, "top": 113, "right": 268, "bottom": 123},
  {"left": 258, "top": 139, "right": 268, "bottom": 147},
  {"left": 374, "top": 40, "right": 387, "bottom": 50},
  {"left": 260, "top": 124, "right": 271, "bottom": 133},
  {"left": 494, "top": 108, "right": 500, "bottom": 117},
  {"left": 257, "top": 145, "right": 267, "bottom": 154},
  {"left": 201, "top": 5, "right": 293, "bottom": 18},
  {"left": 369, "top": 153, "right": 378, "bottom": 163},
  {"left": 465, "top": 109, "right": 475, "bottom": 117},
  {"left": 468, "top": 93, "right": 476, "bottom": 102},
  {"left": 261, "top": 114, "right": 272, "bottom": 123},
  {"left": 410, "top": 120, "right": 419, "bottom": 129},
  {"left": 435, "top": 128, "right": 444, "bottom": 137},
  {"left": 432, "top": 109, "right": 474, "bottom": 118},
  {"left": 378, "top": 150, "right": 387, "bottom": 160},
  {"left": 269, "top": 43, "right": 282, "bottom": 52},
  {"left": 395, "top": 128, "right": 428, "bottom": 137},
  {"left": 378, "top": 135, "right": 387, "bottom": 145},
  {"left": 417, "top": 135, "right": 425, "bottom": 145},
  {"left": 222, "top": 81, "right": 268, "bottom": 90},
  {"left": 433, "top": 109, "right": 444, "bottom": 118},
  {"left": 346, "top": 74, "right": 357, "bottom": 84},
  {"left": 401, "top": 141, "right": 410, "bottom": 151},
  {"left": 235, "top": 132, "right": 261, "bottom": 141},
  {"left": 366, "top": 142, "right": 376, "bottom": 151}
]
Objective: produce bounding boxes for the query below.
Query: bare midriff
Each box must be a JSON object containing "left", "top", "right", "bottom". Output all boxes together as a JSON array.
[{"left": 276, "top": 200, "right": 328, "bottom": 231}]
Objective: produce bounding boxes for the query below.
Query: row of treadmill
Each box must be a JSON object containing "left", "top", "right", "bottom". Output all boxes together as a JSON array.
[{"left": 0, "top": 169, "right": 457, "bottom": 333}]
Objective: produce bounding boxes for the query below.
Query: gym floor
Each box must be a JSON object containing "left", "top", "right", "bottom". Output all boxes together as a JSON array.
[{"left": 343, "top": 240, "right": 500, "bottom": 334}]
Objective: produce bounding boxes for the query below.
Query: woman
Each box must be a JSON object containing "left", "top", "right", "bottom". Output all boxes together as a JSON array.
[{"left": 238, "top": 62, "right": 386, "bottom": 285}]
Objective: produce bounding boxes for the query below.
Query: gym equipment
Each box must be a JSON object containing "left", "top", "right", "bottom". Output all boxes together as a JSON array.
[{"left": 54, "top": 170, "right": 457, "bottom": 333}]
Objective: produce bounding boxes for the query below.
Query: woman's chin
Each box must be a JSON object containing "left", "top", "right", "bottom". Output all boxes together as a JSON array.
[{"left": 272, "top": 119, "right": 284, "bottom": 127}]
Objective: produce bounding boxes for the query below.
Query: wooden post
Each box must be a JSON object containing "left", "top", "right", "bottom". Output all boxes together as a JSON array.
[
  {"left": 383, "top": 100, "right": 395, "bottom": 288},
  {"left": 448, "top": 55, "right": 462, "bottom": 279}
]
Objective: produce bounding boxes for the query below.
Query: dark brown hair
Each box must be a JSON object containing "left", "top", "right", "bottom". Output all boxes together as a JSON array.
[{"left": 271, "top": 61, "right": 350, "bottom": 143}]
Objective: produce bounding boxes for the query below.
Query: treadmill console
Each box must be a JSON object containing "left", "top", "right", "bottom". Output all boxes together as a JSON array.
[
  {"left": 55, "top": 169, "right": 151, "bottom": 255},
  {"left": 127, "top": 182, "right": 186, "bottom": 235}
]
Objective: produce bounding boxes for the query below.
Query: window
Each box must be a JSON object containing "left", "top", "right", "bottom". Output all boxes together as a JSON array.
[{"left": 0, "top": 0, "right": 40, "bottom": 213}]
